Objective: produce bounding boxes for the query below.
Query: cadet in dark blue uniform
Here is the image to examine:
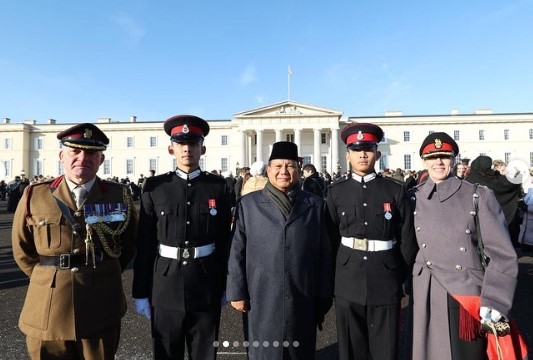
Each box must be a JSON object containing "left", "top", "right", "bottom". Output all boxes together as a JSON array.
[
  {"left": 325, "top": 123, "right": 418, "bottom": 360},
  {"left": 132, "top": 115, "right": 232, "bottom": 360}
]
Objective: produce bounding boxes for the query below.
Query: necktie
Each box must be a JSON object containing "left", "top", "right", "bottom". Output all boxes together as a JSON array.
[{"left": 73, "top": 186, "right": 87, "bottom": 208}]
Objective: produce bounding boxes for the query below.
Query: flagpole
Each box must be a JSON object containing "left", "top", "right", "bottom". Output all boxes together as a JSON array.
[{"left": 288, "top": 65, "right": 292, "bottom": 100}]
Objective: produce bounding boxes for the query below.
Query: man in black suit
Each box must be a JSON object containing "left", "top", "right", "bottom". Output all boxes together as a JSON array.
[{"left": 132, "top": 115, "right": 232, "bottom": 360}]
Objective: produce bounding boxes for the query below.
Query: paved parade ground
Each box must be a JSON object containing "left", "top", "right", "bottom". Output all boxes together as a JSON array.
[{"left": 1, "top": 199, "right": 532, "bottom": 359}]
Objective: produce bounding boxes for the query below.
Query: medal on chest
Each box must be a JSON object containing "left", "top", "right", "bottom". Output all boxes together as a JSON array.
[
  {"left": 209, "top": 198, "right": 217, "bottom": 216},
  {"left": 383, "top": 202, "right": 392, "bottom": 220}
]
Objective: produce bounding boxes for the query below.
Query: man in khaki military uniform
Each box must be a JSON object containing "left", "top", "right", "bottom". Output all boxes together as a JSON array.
[{"left": 12, "top": 123, "right": 138, "bottom": 359}]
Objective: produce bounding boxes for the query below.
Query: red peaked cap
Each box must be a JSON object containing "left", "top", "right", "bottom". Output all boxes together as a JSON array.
[
  {"left": 164, "top": 115, "right": 210, "bottom": 142},
  {"left": 341, "top": 123, "right": 384, "bottom": 150},
  {"left": 56, "top": 123, "right": 109, "bottom": 151}
]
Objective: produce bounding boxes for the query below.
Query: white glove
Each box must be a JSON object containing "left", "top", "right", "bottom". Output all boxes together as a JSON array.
[
  {"left": 480, "top": 306, "right": 503, "bottom": 323},
  {"left": 134, "top": 298, "right": 152, "bottom": 319}
]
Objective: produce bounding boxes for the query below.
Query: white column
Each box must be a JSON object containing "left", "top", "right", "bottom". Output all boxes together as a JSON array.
[
  {"left": 256, "top": 130, "right": 264, "bottom": 163},
  {"left": 294, "top": 129, "right": 301, "bottom": 151},
  {"left": 331, "top": 128, "right": 339, "bottom": 174},
  {"left": 240, "top": 130, "right": 247, "bottom": 168},
  {"left": 275, "top": 129, "right": 282, "bottom": 142},
  {"left": 313, "top": 128, "right": 321, "bottom": 167}
]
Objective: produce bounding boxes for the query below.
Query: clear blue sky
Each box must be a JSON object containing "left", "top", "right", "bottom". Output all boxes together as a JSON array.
[{"left": 1, "top": 0, "right": 533, "bottom": 123}]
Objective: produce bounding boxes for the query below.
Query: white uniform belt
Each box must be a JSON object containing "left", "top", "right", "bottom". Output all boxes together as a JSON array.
[
  {"left": 341, "top": 237, "right": 394, "bottom": 252},
  {"left": 159, "top": 243, "right": 215, "bottom": 260}
]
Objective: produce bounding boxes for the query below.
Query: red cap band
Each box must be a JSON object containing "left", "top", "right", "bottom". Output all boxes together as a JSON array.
[
  {"left": 170, "top": 124, "right": 204, "bottom": 137},
  {"left": 422, "top": 142, "right": 455, "bottom": 155},
  {"left": 346, "top": 132, "right": 378, "bottom": 145}
]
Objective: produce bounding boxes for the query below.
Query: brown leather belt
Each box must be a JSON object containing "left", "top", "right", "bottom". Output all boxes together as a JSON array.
[{"left": 39, "top": 250, "right": 105, "bottom": 269}]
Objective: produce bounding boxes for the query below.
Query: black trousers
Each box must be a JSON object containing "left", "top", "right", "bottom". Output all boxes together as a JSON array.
[
  {"left": 335, "top": 297, "right": 400, "bottom": 360},
  {"left": 447, "top": 296, "right": 488, "bottom": 360},
  {"left": 152, "top": 306, "right": 221, "bottom": 360}
]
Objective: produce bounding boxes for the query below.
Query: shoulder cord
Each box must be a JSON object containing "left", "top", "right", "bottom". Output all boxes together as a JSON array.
[{"left": 89, "top": 186, "right": 133, "bottom": 258}]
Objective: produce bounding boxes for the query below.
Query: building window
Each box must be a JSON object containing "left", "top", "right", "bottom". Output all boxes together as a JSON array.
[
  {"left": 103, "top": 159, "right": 111, "bottom": 175},
  {"left": 254, "top": 134, "right": 257, "bottom": 145},
  {"left": 127, "top": 137, "right": 134, "bottom": 148},
  {"left": 529, "top": 129, "right": 533, "bottom": 140},
  {"left": 504, "top": 129, "right": 510, "bottom": 140},
  {"left": 3, "top": 138, "right": 11, "bottom": 149},
  {"left": 57, "top": 160, "right": 64, "bottom": 175},
  {"left": 34, "top": 159, "right": 43, "bottom": 176},
  {"left": 126, "top": 159, "right": 134, "bottom": 175},
  {"left": 3, "top": 160, "right": 12, "bottom": 178},
  {"left": 34, "top": 137, "right": 44, "bottom": 150},
  {"left": 221, "top": 158, "right": 228, "bottom": 172},
  {"left": 286, "top": 134, "right": 294, "bottom": 142},
  {"left": 505, "top": 153, "right": 511, "bottom": 163},
  {"left": 302, "top": 156, "right": 311, "bottom": 166},
  {"left": 149, "top": 159, "right": 157, "bottom": 173},
  {"left": 379, "top": 154, "right": 388, "bottom": 171},
  {"left": 149, "top": 136, "right": 157, "bottom": 147},
  {"left": 404, "top": 154, "right": 412, "bottom": 170},
  {"left": 199, "top": 157, "right": 205, "bottom": 170},
  {"left": 454, "top": 130, "right": 460, "bottom": 141},
  {"left": 403, "top": 131, "right": 410, "bottom": 142},
  {"left": 428, "top": 130, "right": 434, "bottom": 135},
  {"left": 321, "top": 133, "right": 327, "bottom": 144},
  {"left": 479, "top": 130, "right": 485, "bottom": 141},
  {"left": 530, "top": 152, "right": 533, "bottom": 167},
  {"left": 221, "top": 135, "right": 228, "bottom": 146},
  {"left": 321, "top": 156, "right": 327, "bottom": 172}
]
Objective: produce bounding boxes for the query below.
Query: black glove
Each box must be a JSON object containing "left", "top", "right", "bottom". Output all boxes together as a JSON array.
[{"left": 315, "top": 297, "right": 333, "bottom": 331}]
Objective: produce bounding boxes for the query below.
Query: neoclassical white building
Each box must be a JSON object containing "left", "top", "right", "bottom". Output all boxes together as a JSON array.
[{"left": 1, "top": 100, "right": 533, "bottom": 181}]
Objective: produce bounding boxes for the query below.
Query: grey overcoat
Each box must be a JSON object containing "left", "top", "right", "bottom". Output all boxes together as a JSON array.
[
  {"left": 226, "top": 188, "right": 333, "bottom": 360},
  {"left": 410, "top": 177, "right": 518, "bottom": 360}
]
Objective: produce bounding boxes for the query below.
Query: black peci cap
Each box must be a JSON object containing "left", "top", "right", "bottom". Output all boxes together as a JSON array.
[
  {"left": 419, "top": 132, "right": 459, "bottom": 159},
  {"left": 269, "top": 141, "right": 299, "bottom": 161},
  {"left": 341, "top": 123, "right": 384, "bottom": 150},
  {"left": 57, "top": 123, "right": 109, "bottom": 151},
  {"left": 164, "top": 115, "right": 210, "bottom": 142}
]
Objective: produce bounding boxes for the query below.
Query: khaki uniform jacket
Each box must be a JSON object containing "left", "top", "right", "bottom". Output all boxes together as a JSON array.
[{"left": 12, "top": 176, "right": 138, "bottom": 341}]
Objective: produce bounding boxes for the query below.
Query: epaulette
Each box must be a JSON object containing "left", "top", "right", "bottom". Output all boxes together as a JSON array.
[
  {"left": 382, "top": 175, "right": 405, "bottom": 187},
  {"left": 29, "top": 179, "right": 55, "bottom": 188},
  {"left": 329, "top": 176, "right": 350, "bottom": 187}
]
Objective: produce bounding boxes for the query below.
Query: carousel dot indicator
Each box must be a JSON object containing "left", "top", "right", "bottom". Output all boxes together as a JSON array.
[{"left": 222, "top": 341, "right": 229, "bottom": 347}]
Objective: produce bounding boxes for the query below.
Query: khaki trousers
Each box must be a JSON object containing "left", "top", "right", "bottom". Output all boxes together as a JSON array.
[{"left": 26, "top": 324, "right": 121, "bottom": 360}]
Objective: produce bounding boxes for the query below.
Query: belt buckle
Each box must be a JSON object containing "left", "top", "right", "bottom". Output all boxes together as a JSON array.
[
  {"left": 353, "top": 238, "right": 368, "bottom": 251},
  {"left": 59, "top": 254, "right": 71, "bottom": 269}
]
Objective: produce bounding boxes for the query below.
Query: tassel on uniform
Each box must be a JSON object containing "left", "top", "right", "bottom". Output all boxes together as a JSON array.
[{"left": 458, "top": 301, "right": 483, "bottom": 341}]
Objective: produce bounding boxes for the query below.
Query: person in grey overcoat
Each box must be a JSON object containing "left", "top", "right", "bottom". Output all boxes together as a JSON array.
[
  {"left": 409, "top": 132, "right": 519, "bottom": 360},
  {"left": 226, "top": 142, "right": 333, "bottom": 360}
]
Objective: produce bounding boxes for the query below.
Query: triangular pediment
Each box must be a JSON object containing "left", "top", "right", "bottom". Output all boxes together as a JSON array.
[{"left": 234, "top": 100, "right": 342, "bottom": 118}]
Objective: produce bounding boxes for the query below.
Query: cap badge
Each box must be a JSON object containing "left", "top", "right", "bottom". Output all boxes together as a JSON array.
[
  {"left": 434, "top": 139, "right": 442, "bottom": 149},
  {"left": 182, "top": 124, "right": 190, "bottom": 134},
  {"left": 84, "top": 129, "right": 93, "bottom": 139},
  {"left": 357, "top": 131, "right": 364, "bottom": 140}
]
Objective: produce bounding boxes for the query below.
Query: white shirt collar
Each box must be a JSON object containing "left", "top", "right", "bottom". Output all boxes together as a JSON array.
[
  {"left": 351, "top": 172, "right": 377, "bottom": 183},
  {"left": 175, "top": 168, "right": 202, "bottom": 180},
  {"left": 65, "top": 177, "right": 96, "bottom": 193}
]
